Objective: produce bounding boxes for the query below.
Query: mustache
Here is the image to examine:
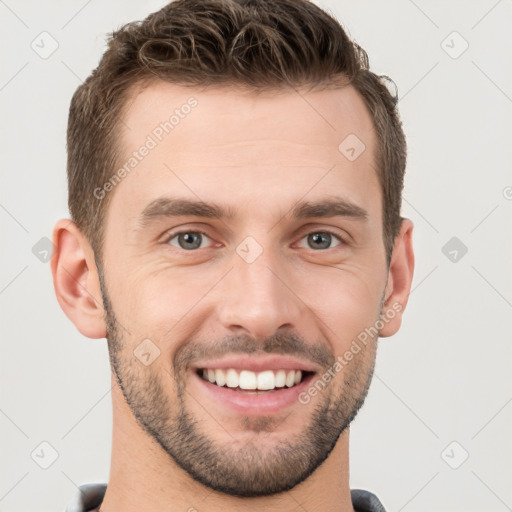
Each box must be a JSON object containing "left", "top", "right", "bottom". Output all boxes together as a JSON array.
[{"left": 174, "top": 331, "right": 335, "bottom": 372}]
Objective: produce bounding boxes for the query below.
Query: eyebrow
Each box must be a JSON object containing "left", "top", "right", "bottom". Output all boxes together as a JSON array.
[{"left": 137, "top": 195, "right": 368, "bottom": 227}]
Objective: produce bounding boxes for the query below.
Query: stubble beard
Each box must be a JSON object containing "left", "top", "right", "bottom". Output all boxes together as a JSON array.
[{"left": 99, "top": 273, "right": 379, "bottom": 497}]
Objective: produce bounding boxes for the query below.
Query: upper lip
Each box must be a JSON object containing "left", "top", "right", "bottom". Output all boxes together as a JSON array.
[{"left": 191, "top": 355, "right": 319, "bottom": 373}]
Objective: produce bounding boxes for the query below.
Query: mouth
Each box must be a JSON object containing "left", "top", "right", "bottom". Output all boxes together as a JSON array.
[
  {"left": 189, "top": 355, "right": 320, "bottom": 415},
  {"left": 190, "top": 361, "right": 317, "bottom": 416},
  {"left": 196, "top": 367, "right": 314, "bottom": 393}
]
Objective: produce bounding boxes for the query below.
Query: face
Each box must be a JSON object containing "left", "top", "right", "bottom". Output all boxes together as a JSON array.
[{"left": 99, "top": 82, "right": 388, "bottom": 497}]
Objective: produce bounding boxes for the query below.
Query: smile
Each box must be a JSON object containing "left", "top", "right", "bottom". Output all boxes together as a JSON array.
[{"left": 197, "top": 368, "right": 312, "bottom": 392}]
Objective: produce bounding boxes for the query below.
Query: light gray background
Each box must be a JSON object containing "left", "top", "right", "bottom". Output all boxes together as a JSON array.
[{"left": 1, "top": 1, "right": 511, "bottom": 511}]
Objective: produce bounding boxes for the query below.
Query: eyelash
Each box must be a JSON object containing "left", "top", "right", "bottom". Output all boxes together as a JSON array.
[{"left": 163, "top": 229, "right": 348, "bottom": 251}]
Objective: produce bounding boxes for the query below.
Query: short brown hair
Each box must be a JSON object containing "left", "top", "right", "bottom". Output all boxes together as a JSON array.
[{"left": 67, "top": 0, "right": 406, "bottom": 266}]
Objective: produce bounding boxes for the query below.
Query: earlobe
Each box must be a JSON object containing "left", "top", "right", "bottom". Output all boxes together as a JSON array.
[
  {"left": 379, "top": 218, "right": 415, "bottom": 338},
  {"left": 51, "top": 219, "right": 107, "bottom": 339}
]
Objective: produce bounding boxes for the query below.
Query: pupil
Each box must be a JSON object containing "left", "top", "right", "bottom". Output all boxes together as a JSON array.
[
  {"left": 181, "top": 233, "right": 201, "bottom": 249},
  {"left": 310, "top": 232, "right": 330, "bottom": 249}
]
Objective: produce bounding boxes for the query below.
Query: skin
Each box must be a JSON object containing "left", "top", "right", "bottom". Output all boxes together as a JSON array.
[{"left": 52, "top": 81, "right": 414, "bottom": 512}]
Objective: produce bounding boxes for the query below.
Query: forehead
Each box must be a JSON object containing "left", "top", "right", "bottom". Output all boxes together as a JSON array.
[
  {"left": 120, "top": 81, "right": 375, "bottom": 156},
  {"left": 107, "top": 80, "right": 380, "bottom": 229}
]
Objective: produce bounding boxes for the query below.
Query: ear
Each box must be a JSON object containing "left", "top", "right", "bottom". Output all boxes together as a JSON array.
[
  {"left": 379, "top": 218, "right": 415, "bottom": 337},
  {"left": 50, "top": 219, "right": 106, "bottom": 339}
]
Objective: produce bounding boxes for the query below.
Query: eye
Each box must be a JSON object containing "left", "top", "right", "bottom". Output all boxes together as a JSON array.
[
  {"left": 165, "top": 230, "right": 213, "bottom": 250},
  {"left": 297, "top": 230, "right": 345, "bottom": 250},
  {"left": 163, "top": 229, "right": 346, "bottom": 252}
]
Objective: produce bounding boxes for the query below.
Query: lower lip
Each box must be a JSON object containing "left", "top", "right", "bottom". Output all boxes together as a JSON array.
[{"left": 191, "top": 370, "right": 315, "bottom": 416}]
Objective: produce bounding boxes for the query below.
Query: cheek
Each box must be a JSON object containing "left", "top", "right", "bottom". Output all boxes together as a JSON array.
[
  {"left": 302, "top": 266, "right": 383, "bottom": 352},
  {"left": 108, "top": 264, "right": 216, "bottom": 345},
  {"left": 107, "top": 247, "right": 385, "bottom": 354}
]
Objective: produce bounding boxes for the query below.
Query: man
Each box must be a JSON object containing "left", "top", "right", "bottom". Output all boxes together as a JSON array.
[{"left": 52, "top": 0, "right": 414, "bottom": 510}]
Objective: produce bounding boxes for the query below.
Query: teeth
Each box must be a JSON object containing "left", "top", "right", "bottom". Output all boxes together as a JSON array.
[
  {"left": 215, "top": 369, "right": 226, "bottom": 387},
  {"left": 225, "top": 368, "right": 238, "bottom": 388},
  {"left": 257, "top": 370, "right": 275, "bottom": 390},
  {"left": 200, "top": 368, "right": 305, "bottom": 390},
  {"left": 285, "top": 370, "right": 296, "bottom": 387},
  {"left": 275, "top": 369, "right": 286, "bottom": 387},
  {"left": 239, "top": 370, "right": 257, "bottom": 389}
]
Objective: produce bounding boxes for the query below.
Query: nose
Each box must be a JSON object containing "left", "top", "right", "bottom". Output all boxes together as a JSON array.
[{"left": 216, "top": 248, "right": 302, "bottom": 340}]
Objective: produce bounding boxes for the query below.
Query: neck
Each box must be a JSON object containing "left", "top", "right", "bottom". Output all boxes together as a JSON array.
[{"left": 99, "top": 375, "right": 355, "bottom": 512}]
